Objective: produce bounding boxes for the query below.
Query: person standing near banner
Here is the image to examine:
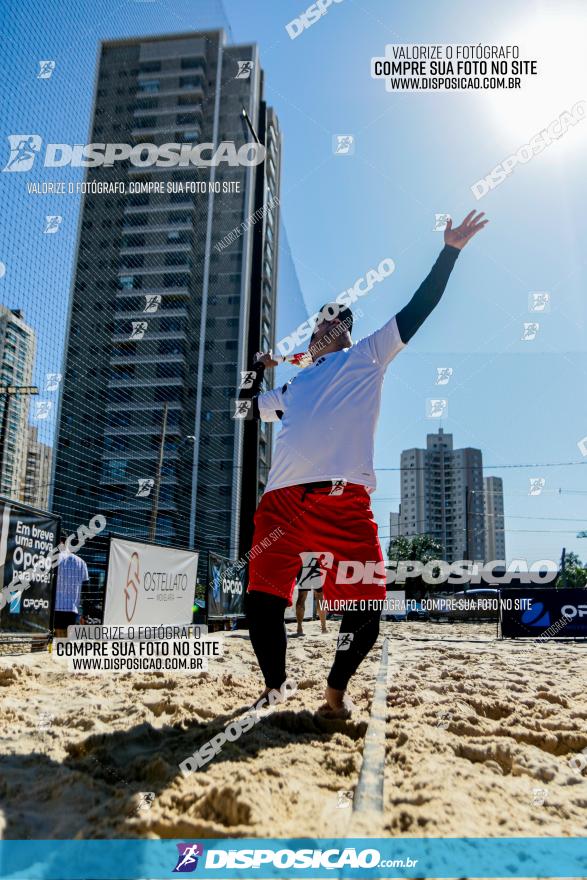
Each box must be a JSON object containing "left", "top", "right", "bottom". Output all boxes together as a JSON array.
[{"left": 53, "top": 532, "right": 89, "bottom": 636}]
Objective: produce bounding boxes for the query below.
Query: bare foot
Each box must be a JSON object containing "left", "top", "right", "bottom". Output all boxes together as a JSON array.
[
  {"left": 322, "top": 685, "right": 354, "bottom": 719},
  {"left": 250, "top": 682, "right": 293, "bottom": 713},
  {"left": 250, "top": 687, "right": 272, "bottom": 712},
  {"left": 321, "top": 625, "right": 327, "bottom": 634},
  {"left": 296, "top": 627, "right": 304, "bottom": 637}
]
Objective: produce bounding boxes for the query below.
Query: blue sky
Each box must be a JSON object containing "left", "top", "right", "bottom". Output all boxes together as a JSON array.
[{"left": 1, "top": 0, "right": 586, "bottom": 564}]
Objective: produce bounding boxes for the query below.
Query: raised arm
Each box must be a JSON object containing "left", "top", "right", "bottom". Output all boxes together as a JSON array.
[{"left": 396, "top": 211, "right": 488, "bottom": 344}]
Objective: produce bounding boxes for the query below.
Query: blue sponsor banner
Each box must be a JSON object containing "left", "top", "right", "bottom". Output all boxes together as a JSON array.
[
  {"left": 1, "top": 838, "right": 586, "bottom": 878},
  {"left": 207, "top": 551, "right": 245, "bottom": 619},
  {"left": 500, "top": 588, "right": 587, "bottom": 638}
]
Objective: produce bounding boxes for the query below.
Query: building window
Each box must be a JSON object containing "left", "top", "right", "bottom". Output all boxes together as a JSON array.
[
  {"left": 180, "top": 75, "right": 202, "bottom": 89},
  {"left": 139, "top": 62, "right": 161, "bottom": 73},
  {"left": 138, "top": 80, "right": 159, "bottom": 93}
]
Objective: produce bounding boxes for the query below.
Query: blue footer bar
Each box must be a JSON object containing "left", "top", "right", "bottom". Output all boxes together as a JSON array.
[{"left": 0, "top": 838, "right": 585, "bottom": 879}]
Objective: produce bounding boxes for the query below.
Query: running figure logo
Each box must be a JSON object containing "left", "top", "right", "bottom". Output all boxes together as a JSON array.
[
  {"left": 297, "top": 552, "right": 334, "bottom": 590},
  {"left": 45, "top": 372, "right": 62, "bottom": 392},
  {"left": 143, "top": 294, "right": 161, "bottom": 314},
  {"left": 528, "top": 292, "right": 550, "bottom": 313},
  {"left": 435, "top": 367, "right": 453, "bottom": 386},
  {"left": 528, "top": 477, "right": 545, "bottom": 496},
  {"left": 531, "top": 787, "right": 548, "bottom": 807},
  {"left": 43, "top": 215, "right": 62, "bottom": 234},
  {"left": 433, "top": 213, "right": 451, "bottom": 232},
  {"left": 521, "top": 322, "right": 539, "bottom": 341},
  {"left": 173, "top": 843, "right": 204, "bottom": 873},
  {"left": 2, "top": 135, "right": 42, "bottom": 172},
  {"left": 35, "top": 400, "right": 53, "bottom": 420},
  {"left": 239, "top": 370, "right": 257, "bottom": 390},
  {"left": 337, "top": 790, "right": 354, "bottom": 808},
  {"left": 336, "top": 632, "right": 354, "bottom": 652},
  {"left": 37, "top": 60, "right": 56, "bottom": 79},
  {"left": 233, "top": 399, "right": 252, "bottom": 420},
  {"left": 426, "top": 398, "right": 448, "bottom": 418},
  {"left": 236, "top": 60, "right": 253, "bottom": 79},
  {"left": 333, "top": 135, "right": 355, "bottom": 156},
  {"left": 130, "top": 321, "right": 148, "bottom": 340},
  {"left": 136, "top": 478, "right": 154, "bottom": 497}
]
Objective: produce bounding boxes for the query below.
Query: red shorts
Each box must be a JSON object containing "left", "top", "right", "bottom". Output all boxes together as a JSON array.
[{"left": 247, "top": 483, "right": 387, "bottom": 606}]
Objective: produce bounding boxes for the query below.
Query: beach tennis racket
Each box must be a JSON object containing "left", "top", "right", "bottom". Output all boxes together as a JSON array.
[
  {"left": 275, "top": 352, "right": 312, "bottom": 368},
  {"left": 254, "top": 351, "right": 313, "bottom": 369}
]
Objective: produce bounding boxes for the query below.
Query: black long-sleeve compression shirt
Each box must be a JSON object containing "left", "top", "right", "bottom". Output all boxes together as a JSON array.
[{"left": 395, "top": 244, "right": 460, "bottom": 344}]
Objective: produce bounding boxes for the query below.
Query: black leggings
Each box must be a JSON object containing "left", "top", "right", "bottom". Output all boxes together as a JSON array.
[{"left": 246, "top": 591, "right": 380, "bottom": 691}]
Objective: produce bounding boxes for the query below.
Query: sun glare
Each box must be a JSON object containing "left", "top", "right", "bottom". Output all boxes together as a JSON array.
[{"left": 485, "top": 12, "right": 587, "bottom": 153}]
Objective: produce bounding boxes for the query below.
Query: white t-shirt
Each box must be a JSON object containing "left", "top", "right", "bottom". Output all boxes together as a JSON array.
[{"left": 257, "top": 315, "right": 405, "bottom": 494}]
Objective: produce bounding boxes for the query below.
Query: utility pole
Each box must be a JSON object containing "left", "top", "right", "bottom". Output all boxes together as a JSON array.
[
  {"left": 560, "top": 547, "right": 566, "bottom": 590},
  {"left": 464, "top": 488, "right": 470, "bottom": 561},
  {"left": 148, "top": 402, "right": 168, "bottom": 543}
]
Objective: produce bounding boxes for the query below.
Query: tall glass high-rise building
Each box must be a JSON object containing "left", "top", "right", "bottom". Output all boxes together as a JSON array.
[
  {"left": 0, "top": 307, "right": 35, "bottom": 501},
  {"left": 52, "top": 30, "right": 281, "bottom": 574}
]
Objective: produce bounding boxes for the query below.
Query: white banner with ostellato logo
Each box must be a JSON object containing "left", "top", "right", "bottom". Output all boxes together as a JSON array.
[{"left": 103, "top": 537, "right": 198, "bottom": 627}]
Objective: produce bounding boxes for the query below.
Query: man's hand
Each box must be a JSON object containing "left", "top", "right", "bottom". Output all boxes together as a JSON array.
[
  {"left": 253, "top": 350, "right": 279, "bottom": 368},
  {"left": 444, "top": 211, "right": 488, "bottom": 250}
]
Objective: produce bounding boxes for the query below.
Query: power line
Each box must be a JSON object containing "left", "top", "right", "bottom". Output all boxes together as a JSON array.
[{"left": 375, "top": 460, "right": 587, "bottom": 472}]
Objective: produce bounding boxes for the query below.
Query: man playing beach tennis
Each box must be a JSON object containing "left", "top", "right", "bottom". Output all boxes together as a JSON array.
[{"left": 242, "top": 211, "right": 488, "bottom": 716}]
